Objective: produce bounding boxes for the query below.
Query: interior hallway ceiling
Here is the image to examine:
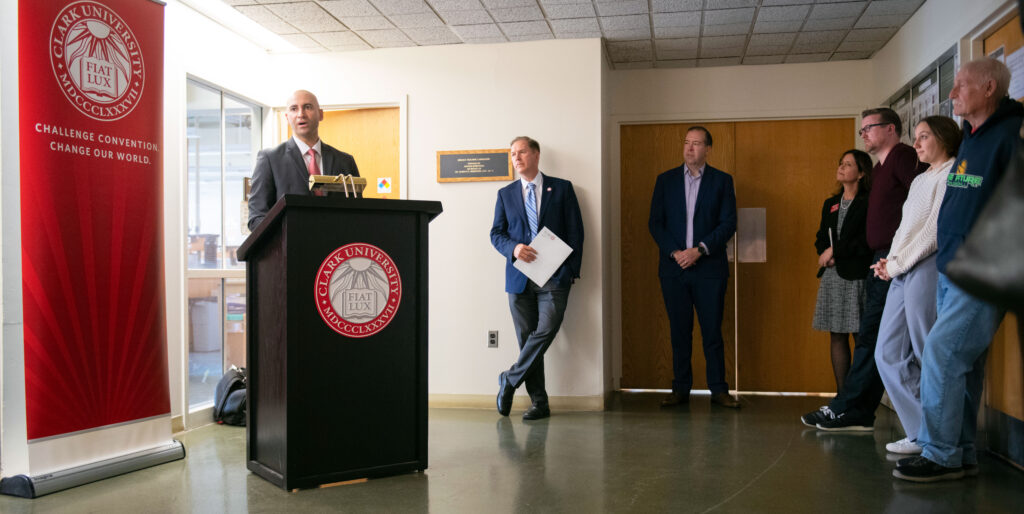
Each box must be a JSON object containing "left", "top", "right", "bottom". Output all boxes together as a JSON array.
[{"left": 221, "top": 0, "right": 927, "bottom": 69}]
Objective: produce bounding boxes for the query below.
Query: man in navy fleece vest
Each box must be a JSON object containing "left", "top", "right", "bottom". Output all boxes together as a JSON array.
[{"left": 894, "top": 57, "right": 1023, "bottom": 483}]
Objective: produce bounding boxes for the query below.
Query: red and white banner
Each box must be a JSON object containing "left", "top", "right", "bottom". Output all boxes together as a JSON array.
[{"left": 18, "top": 0, "right": 169, "bottom": 472}]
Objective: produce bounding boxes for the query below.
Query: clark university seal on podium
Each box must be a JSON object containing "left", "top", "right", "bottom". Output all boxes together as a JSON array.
[{"left": 314, "top": 242, "right": 402, "bottom": 338}]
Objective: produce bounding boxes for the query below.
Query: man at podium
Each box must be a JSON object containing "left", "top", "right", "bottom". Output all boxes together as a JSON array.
[
  {"left": 490, "top": 136, "right": 584, "bottom": 420},
  {"left": 247, "top": 89, "right": 360, "bottom": 230}
]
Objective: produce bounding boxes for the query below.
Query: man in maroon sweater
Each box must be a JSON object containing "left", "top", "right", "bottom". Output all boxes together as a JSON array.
[{"left": 803, "top": 108, "right": 927, "bottom": 431}]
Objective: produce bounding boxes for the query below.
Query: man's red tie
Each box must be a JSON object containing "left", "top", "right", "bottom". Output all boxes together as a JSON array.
[{"left": 307, "top": 148, "right": 320, "bottom": 175}]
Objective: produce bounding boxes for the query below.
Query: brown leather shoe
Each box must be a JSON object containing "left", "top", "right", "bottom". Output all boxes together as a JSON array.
[
  {"left": 661, "top": 392, "right": 688, "bottom": 406},
  {"left": 711, "top": 392, "right": 740, "bottom": 408}
]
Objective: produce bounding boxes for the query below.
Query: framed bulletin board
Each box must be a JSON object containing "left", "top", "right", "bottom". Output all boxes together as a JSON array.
[{"left": 437, "top": 149, "right": 512, "bottom": 183}]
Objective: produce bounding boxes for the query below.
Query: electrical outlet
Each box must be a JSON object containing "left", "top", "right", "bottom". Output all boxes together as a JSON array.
[{"left": 488, "top": 330, "right": 498, "bottom": 348}]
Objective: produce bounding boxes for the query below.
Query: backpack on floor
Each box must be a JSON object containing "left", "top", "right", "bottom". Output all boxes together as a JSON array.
[{"left": 213, "top": 366, "right": 247, "bottom": 426}]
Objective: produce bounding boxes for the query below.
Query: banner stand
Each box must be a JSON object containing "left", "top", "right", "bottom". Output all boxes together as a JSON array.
[{"left": 0, "top": 441, "right": 184, "bottom": 498}]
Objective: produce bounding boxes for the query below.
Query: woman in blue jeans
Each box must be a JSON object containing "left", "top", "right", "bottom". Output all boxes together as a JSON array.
[{"left": 872, "top": 115, "right": 960, "bottom": 456}]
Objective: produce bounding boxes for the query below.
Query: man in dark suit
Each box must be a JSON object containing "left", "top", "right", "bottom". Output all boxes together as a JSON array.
[
  {"left": 490, "top": 136, "right": 584, "bottom": 420},
  {"left": 247, "top": 89, "right": 360, "bottom": 230},
  {"left": 649, "top": 126, "right": 739, "bottom": 408}
]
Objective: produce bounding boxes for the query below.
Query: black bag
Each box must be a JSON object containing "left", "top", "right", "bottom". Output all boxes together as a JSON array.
[
  {"left": 213, "top": 367, "right": 247, "bottom": 426},
  {"left": 946, "top": 135, "right": 1024, "bottom": 313}
]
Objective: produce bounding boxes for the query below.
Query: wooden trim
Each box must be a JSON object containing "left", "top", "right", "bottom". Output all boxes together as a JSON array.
[{"left": 428, "top": 394, "right": 605, "bottom": 411}]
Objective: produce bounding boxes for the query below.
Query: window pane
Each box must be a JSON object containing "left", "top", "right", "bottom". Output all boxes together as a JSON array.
[
  {"left": 188, "top": 278, "right": 223, "bottom": 408},
  {"left": 186, "top": 81, "right": 223, "bottom": 269},
  {"left": 224, "top": 278, "right": 246, "bottom": 370},
  {"left": 224, "top": 96, "right": 261, "bottom": 269}
]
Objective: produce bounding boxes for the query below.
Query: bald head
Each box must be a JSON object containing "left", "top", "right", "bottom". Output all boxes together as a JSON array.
[
  {"left": 950, "top": 58, "right": 1011, "bottom": 127},
  {"left": 961, "top": 58, "right": 1011, "bottom": 98},
  {"left": 285, "top": 89, "right": 323, "bottom": 146}
]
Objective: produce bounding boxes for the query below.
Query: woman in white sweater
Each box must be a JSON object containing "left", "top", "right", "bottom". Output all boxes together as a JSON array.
[{"left": 873, "top": 115, "right": 961, "bottom": 456}]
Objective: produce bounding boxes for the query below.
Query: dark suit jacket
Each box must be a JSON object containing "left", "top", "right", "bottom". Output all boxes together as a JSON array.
[
  {"left": 648, "top": 164, "right": 737, "bottom": 279},
  {"left": 490, "top": 174, "right": 584, "bottom": 294},
  {"left": 247, "top": 138, "right": 360, "bottom": 230},
  {"left": 815, "top": 191, "right": 872, "bottom": 280}
]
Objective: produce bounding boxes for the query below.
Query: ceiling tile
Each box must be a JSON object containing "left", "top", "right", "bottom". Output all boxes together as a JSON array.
[
  {"left": 543, "top": 4, "right": 596, "bottom": 19},
  {"left": 261, "top": 2, "right": 347, "bottom": 33},
  {"left": 607, "top": 40, "right": 652, "bottom": 62},
  {"left": 701, "top": 35, "right": 746, "bottom": 49},
  {"left": 319, "top": 0, "right": 380, "bottom": 17},
  {"left": 508, "top": 32, "right": 554, "bottom": 41},
  {"left": 480, "top": 0, "right": 535, "bottom": 8},
  {"left": 659, "top": 47, "right": 700, "bottom": 59},
  {"left": 809, "top": 2, "right": 866, "bottom": 20},
  {"left": 863, "top": 0, "right": 925, "bottom": 16},
  {"left": 704, "top": 8, "right": 755, "bottom": 26},
  {"left": 655, "top": 59, "right": 697, "bottom": 68},
  {"left": 500, "top": 20, "right": 551, "bottom": 36},
  {"left": 757, "top": 5, "right": 810, "bottom": 23},
  {"left": 369, "top": 0, "right": 432, "bottom": 15},
  {"left": 389, "top": 12, "right": 445, "bottom": 28},
  {"left": 761, "top": 0, "right": 813, "bottom": 5},
  {"left": 651, "top": 0, "right": 702, "bottom": 12},
  {"left": 440, "top": 10, "right": 494, "bottom": 24},
  {"left": 803, "top": 17, "right": 856, "bottom": 31},
  {"left": 490, "top": 6, "right": 545, "bottom": 22},
  {"left": 234, "top": 5, "right": 299, "bottom": 34},
  {"left": 224, "top": 0, "right": 260, "bottom": 5},
  {"left": 428, "top": 0, "right": 483, "bottom": 10},
  {"left": 744, "top": 55, "right": 785, "bottom": 65},
  {"left": 794, "top": 30, "right": 845, "bottom": 45},
  {"left": 356, "top": 28, "right": 416, "bottom": 46},
  {"left": 550, "top": 18, "right": 600, "bottom": 34},
  {"left": 704, "top": 0, "right": 756, "bottom": 8},
  {"left": 855, "top": 14, "right": 911, "bottom": 29},
  {"left": 557, "top": 32, "right": 603, "bottom": 39},
  {"left": 655, "top": 25, "right": 700, "bottom": 38},
  {"left": 595, "top": 1, "right": 647, "bottom": 17},
  {"left": 309, "top": 31, "right": 365, "bottom": 46},
  {"left": 785, "top": 53, "right": 830, "bottom": 64},
  {"left": 699, "top": 57, "right": 742, "bottom": 67},
  {"left": 745, "top": 44, "right": 791, "bottom": 56},
  {"left": 845, "top": 27, "right": 898, "bottom": 42},
  {"left": 748, "top": 32, "right": 796, "bottom": 46},
  {"left": 405, "top": 26, "right": 463, "bottom": 43},
  {"left": 615, "top": 61, "right": 655, "bottom": 70},
  {"left": 752, "top": 19, "right": 803, "bottom": 34},
  {"left": 653, "top": 12, "right": 700, "bottom": 28},
  {"left": 339, "top": 16, "right": 396, "bottom": 30},
  {"left": 279, "top": 33, "right": 323, "bottom": 48},
  {"left": 603, "top": 28, "right": 652, "bottom": 40},
  {"left": 832, "top": 50, "right": 874, "bottom": 61},
  {"left": 461, "top": 35, "right": 508, "bottom": 44},
  {"left": 655, "top": 37, "right": 698, "bottom": 51},
  {"left": 701, "top": 46, "right": 744, "bottom": 58},
  {"left": 837, "top": 40, "right": 882, "bottom": 53},
  {"left": 600, "top": 15, "right": 649, "bottom": 31},
  {"left": 702, "top": 22, "right": 752, "bottom": 37},
  {"left": 450, "top": 23, "right": 502, "bottom": 38}
]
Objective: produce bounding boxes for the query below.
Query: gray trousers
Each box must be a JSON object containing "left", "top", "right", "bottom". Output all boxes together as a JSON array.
[
  {"left": 506, "top": 281, "right": 571, "bottom": 406},
  {"left": 874, "top": 253, "right": 938, "bottom": 440}
]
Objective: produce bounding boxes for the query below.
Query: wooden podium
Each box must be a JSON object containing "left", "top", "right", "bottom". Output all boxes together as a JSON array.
[{"left": 237, "top": 195, "right": 442, "bottom": 490}]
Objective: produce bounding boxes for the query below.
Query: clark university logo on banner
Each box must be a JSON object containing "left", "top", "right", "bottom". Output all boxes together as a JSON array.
[
  {"left": 315, "top": 243, "right": 402, "bottom": 338},
  {"left": 50, "top": 0, "right": 144, "bottom": 121}
]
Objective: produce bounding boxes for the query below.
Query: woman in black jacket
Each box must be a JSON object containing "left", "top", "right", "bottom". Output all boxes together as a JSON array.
[{"left": 812, "top": 149, "right": 873, "bottom": 392}]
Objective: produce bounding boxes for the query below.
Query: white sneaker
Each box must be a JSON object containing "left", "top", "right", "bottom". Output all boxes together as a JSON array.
[{"left": 886, "top": 437, "right": 923, "bottom": 455}]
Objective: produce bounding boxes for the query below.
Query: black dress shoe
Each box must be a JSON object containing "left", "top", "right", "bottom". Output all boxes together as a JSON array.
[
  {"left": 711, "top": 392, "right": 740, "bottom": 408},
  {"left": 496, "top": 373, "right": 514, "bottom": 416},
  {"left": 522, "top": 404, "right": 550, "bottom": 420},
  {"left": 661, "top": 392, "right": 688, "bottom": 406}
]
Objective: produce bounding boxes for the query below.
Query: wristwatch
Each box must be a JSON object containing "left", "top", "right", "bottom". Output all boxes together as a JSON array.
[{"left": 697, "top": 245, "right": 708, "bottom": 256}]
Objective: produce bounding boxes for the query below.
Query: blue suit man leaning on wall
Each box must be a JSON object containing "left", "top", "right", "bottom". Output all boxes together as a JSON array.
[
  {"left": 649, "top": 126, "right": 740, "bottom": 409},
  {"left": 490, "top": 136, "right": 584, "bottom": 421}
]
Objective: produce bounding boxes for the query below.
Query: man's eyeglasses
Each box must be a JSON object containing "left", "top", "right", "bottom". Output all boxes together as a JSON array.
[{"left": 859, "top": 122, "right": 892, "bottom": 136}]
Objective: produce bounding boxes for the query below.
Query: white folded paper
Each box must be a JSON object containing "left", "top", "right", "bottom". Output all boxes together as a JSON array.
[{"left": 513, "top": 226, "right": 573, "bottom": 287}]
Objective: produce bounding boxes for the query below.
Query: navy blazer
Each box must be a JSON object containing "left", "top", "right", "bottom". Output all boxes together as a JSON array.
[
  {"left": 247, "top": 138, "right": 360, "bottom": 230},
  {"left": 490, "top": 174, "right": 584, "bottom": 294},
  {"left": 648, "top": 164, "right": 737, "bottom": 279}
]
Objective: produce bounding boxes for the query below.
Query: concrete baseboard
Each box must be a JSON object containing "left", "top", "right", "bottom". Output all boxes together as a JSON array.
[{"left": 428, "top": 394, "right": 605, "bottom": 411}]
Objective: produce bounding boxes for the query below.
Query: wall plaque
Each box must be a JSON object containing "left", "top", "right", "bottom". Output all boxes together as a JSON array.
[{"left": 437, "top": 149, "right": 512, "bottom": 182}]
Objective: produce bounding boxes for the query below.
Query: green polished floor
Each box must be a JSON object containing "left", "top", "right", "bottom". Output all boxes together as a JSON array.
[{"left": 2, "top": 394, "right": 1022, "bottom": 513}]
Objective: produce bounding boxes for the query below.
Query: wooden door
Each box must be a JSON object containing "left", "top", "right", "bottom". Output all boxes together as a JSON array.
[{"left": 620, "top": 118, "right": 855, "bottom": 392}]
